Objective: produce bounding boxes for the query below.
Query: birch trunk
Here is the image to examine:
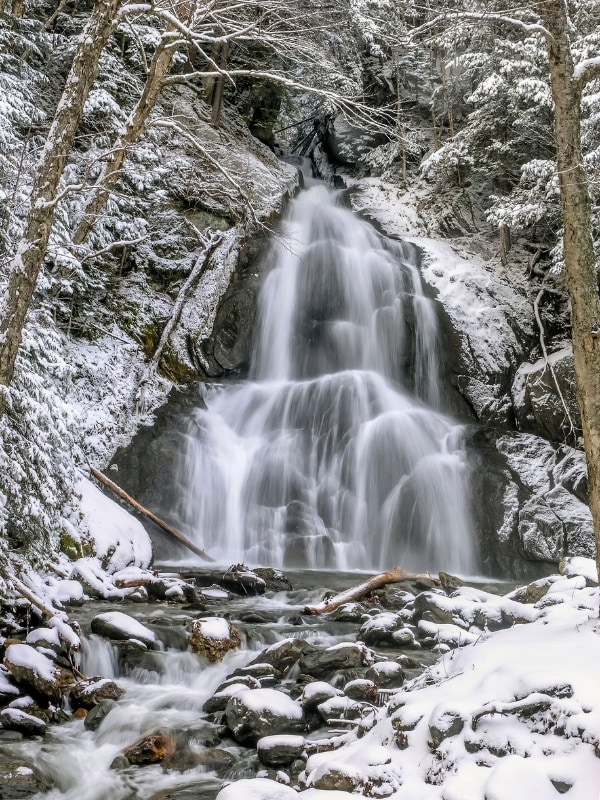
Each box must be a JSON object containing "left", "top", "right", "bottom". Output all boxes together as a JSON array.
[
  {"left": 539, "top": 0, "right": 600, "bottom": 579},
  {"left": 73, "top": 31, "right": 177, "bottom": 247},
  {"left": 0, "top": 0, "right": 121, "bottom": 416}
]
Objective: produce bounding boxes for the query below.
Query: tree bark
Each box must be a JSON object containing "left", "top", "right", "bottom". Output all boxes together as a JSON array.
[
  {"left": 0, "top": 0, "right": 122, "bottom": 417},
  {"left": 73, "top": 31, "right": 177, "bottom": 247},
  {"left": 538, "top": 0, "right": 600, "bottom": 580},
  {"left": 303, "top": 567, "right": 439, "bottom": 615},
  {"left": 90, "top": 467, "right": 215, "bottom": 563}
]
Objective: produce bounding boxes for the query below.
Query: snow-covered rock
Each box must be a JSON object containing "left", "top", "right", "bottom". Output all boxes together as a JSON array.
[
  {"left": 225, "top": 688, "right": 304, "bottom": 744},
  {"left": 188, "top": 616, "right": 242, "bottom": 662},
  {"left": 90, "top": 611, "right": 156, "bottom": 649},
  {"left": 4, "top": 644, "right": 76, "bottom": 702}
]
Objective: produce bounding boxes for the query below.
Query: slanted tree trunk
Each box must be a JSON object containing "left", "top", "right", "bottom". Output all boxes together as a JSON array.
[
  {"left": 539, "top": 0, "right": 600, "bottom": 580},
  {"left": 0, "top": 0, "right": 121, "bottom": 418},
  {"left": 73, "top": 30, "right": 177, "bottom": 247}
]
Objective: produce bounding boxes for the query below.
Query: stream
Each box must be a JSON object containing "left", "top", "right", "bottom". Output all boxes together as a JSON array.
[{"left": 0, "top": 184, "right": 541, "bottom": 797}]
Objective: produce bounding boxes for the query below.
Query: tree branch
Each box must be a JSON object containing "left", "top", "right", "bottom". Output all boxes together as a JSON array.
[{"left": 406, "top": 11, "right": 554, "bottom": 45}]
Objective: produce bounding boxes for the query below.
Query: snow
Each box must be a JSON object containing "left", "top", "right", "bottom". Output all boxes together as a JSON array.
[
  {"left": 4, "top": 644, "right": 57, "bottom": 681},
  {"left": 194, "top": 617, "right": 231, "bottom": 641},
  {"left": 92, "top": 611, "right": 156, "bottom": 644},
  {"left": 216, "top": 778, "right": 298, "bottom": 799},
  {"left": 561, "top": 556, "right": 598, "bottom": 585},
  {"left": 75, "top": 477, "right": 152, "bottom": 573},
  {"left": 258, "top": 735, "right": 305, "bottom": 750},
  {"left": 235, "top": 688, "right": 303, "bottom": 718}
]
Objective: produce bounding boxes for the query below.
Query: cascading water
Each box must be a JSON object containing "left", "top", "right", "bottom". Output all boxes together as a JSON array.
[{"left": 175, "top": 185, "right": 476, "bottom": 574}]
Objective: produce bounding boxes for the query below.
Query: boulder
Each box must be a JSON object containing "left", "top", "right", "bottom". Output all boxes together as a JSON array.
[
  {"left": 359, "top": 612, "right": 403, "bottom": 647},
  {"left": 257, "top": 735, "right": 305, "bottom": 767},
  {"left": 188, "top": 617, "right": 242, "bottom": 662},
  {"left": 70, "top": 678, "right": 124, "bottom": 709},
  {"left": 225, "top": 688, "right": 304, "bottom": 744},
  {"left": 249, "top": 638, "right": 310, "bottom": 676},
  {"left": 4, "top": 644, "right": 76, "bottom": 702},
  {"left": 366, "top": 660, "right": 405, "bottom": 689},
  {"left": 298, "top": 643, "right": 374, "bottom": 679},
  {"left": 300, "top": 681, "right": 342, "bottom": 711},
  {"left": 122, "top": 730, "right": 176, "bottom": 765},
  {"left": 0, "top": 708, "right": 47, "bottom": 737},
  {"left": 90, "top": 612, "right": 157, "bottom": 649},
  {"left": 84, "top": 699, "right": 116, "bottom": 732}
]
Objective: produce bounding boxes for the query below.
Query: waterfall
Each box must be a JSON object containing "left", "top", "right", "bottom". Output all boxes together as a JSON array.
[{"left": 175, "top": 186, "right": 476, "bottom": 574}]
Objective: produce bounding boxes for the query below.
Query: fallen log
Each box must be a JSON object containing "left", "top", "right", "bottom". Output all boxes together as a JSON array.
[
  {"left": 303, "top": 566, "right": 440, "bottom": 616},
  {"left": 90, "top": 467, "right": 215, "bottom": 563}
]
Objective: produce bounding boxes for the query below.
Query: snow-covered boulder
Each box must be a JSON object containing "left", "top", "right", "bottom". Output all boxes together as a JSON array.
[
  {"left": 0, "top": 707, "right": 48, "bottom": 737},
  {"left": 70, "top": 478, "right": 152, "bottom": 573},
  {"left": 188, "top": 617, "right": 242, "bottom": 662},
  {"left": 90, "top": 611, "right": 156, "bottom": 649},
  {"left": 225, "top": 688, "right": 304, "bottom": 744},
  {"left": 257, "top": 734, "right": 306, "bottom": 767},
  {"left": 4, "top": 644, "right": 76, "bottom": 702}
]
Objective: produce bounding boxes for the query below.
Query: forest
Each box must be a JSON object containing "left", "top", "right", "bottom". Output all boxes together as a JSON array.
[{"left": 0, "top": 0, "right": 599, "bottom": 798}]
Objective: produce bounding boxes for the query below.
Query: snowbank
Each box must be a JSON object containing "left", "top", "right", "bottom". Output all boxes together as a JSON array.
[{"left": 72, "top": 477, "right": 152, "bottom": 573}]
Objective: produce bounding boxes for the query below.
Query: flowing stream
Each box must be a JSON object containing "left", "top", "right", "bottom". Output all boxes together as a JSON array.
[
  {"left": 174, "top": 185, "right": 476, "bottom": 574},
  {"left": 0, "top": 186, "right": 486, "bottom": 799}
]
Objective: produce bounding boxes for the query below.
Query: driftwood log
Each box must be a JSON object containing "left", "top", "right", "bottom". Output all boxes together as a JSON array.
[
  {"left": 304, "top": 566, "right": 440, "bottom": 616},
  {"left": 90, "top": 467, "right": 215, "bottom": 563}
]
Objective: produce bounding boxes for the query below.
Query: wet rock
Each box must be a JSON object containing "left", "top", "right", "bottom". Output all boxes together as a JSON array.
[
  {"left": 257, "top": 735, "right": 305, "bottom": 768},
  {"left": 249, "top": 639, "right": 310, "bottom": 676},
  {"left": 188, "top": 617, "right": 242, "bottom": 663},
  {"left": 310, "top": 767, "right": 361, "bottom": 792},
  {"left": 300, "top": 681, "right": 342, "bottom": 711},
  {"left": 218, "top": 565, "right": 266, "bottom": 596},
  {"left": 225, "top": 688, "right": 304, "bottom": 744},
  {"left": 161, "top": 748, "right": 202, "bottom": 773},
  {"left": 344, "top": 679, "right": 378, "bottom": 703},
  {"left": 91, "top": 612, "right": 157, "bottom": 649},
  {"left": 316, "top": 696, "right": 363, "bottom": 723},
  {"left": 203, "top": 683, "right": 252, "bottom": 715},
  {"left": 366, "top": 661, "right": 405, "bottom": 689},
  {"left": 0, "top": 756, "right": 49, "bottom": 798},
  {"left": 70, "top": 678, "right": 124, "bottom": 709},
  {"left": 252, "top": 568, "right": 293, "bottom": 592},
  {"left": 122, "top": 730, "right": 176, "bottom": 765},
  {"left": 327, "top": 602, "right": 371, "bottom": 622},
  {"left": 439, "top": 572, "right": 465, "bottom": 593},
  {"left": 359, "top": 611, "right": 402, "bottom": 647},
  {"left": 4, "top": 644, "right": 76, "bottom": 702},
  {"left": 84, "top": 699, "right": 116, "bottom": 731},
  {"left": 413, "top": 592, "right": 457, "bottom": 625},
  {"left": 194, "top": 748, "right": 236, "bottom": 774},
  {"left": 298, "top": 643, "right": 374, "bottom": 680},
  {"left": 231, "top": 662, "right": 278, "bottom": 685},
  {"left": 0, "top": 708, "right": 47, "bottom": 737}
]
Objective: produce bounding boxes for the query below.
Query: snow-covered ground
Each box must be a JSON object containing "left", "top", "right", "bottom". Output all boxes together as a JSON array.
[{"left": 217, "top": 560, "right": 600, "bottom": 799}]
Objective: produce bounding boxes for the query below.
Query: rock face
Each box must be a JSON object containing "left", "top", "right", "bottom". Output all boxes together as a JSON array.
[
  {"left": 512, "top": 347, "right": 581, "bottom": 446},
  {"left": 468, "top": 429, "right": 594, "bottom": 575}
]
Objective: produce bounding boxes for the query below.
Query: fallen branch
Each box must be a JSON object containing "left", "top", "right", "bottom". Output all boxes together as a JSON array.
[
  {"left": 304, "top": 566, "right": 439, "bottom": 616},
  {"left": 90, "top": 467, "right": 215, "bottom": 563}
]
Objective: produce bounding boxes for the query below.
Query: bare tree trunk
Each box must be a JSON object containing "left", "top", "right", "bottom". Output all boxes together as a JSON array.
[
  {"left": 210, "top": 41, "right": 229, "bottom": 127},
  {"left": 73, "top": 31, "right": 177, "bottom": 247},
  {"left": 0, "top": 0, "right": 121, "bottom": 417},
  {"left": 539, "top": 0, "right": 600, "bottom": 580}
]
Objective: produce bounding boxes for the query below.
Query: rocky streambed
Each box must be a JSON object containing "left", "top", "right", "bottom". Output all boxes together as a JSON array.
[{"left": 0, "top": 563, "right": 589, "bottom": 799}]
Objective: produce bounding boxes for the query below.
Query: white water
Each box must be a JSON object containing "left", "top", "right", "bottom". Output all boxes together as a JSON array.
[{"left": 175, "top": 186, "right": 476, "bottom": 574}]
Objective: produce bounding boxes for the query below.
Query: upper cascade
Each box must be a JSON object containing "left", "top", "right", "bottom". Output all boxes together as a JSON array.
[{"left": 175, "top": 186, "right": 477, "bottom": 574}]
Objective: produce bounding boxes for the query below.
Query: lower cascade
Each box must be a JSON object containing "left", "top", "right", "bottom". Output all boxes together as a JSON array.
[{"left": 175, "top": 185, "right": 477, "bottom": 574}]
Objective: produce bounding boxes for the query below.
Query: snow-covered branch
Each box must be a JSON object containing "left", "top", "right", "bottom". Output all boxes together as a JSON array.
[
  {"left": 406, "top": 11, "right": 554, "bottom": 45},
  {"left": 574, "top": 56, "right": 600, "bottom": 91}
]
